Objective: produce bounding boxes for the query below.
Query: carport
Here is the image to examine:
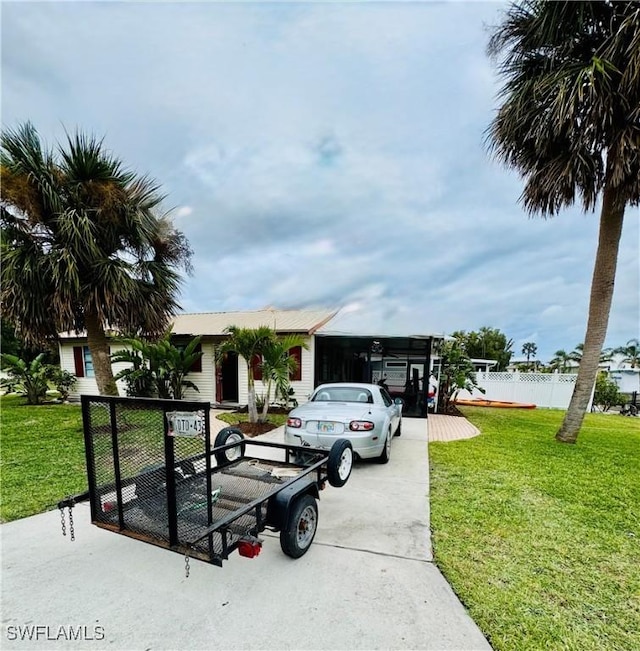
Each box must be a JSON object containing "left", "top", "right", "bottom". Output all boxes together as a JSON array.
[{"left": 314, "top": 335, "right": 435, "bottom": 417}]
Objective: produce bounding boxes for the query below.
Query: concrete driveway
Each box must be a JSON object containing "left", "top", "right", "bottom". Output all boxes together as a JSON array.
[{"left": 1, "top": 418, "right": 490, "bottom": 650}]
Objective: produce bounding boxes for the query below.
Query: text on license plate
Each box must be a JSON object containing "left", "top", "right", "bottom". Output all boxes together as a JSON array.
[{"left": 318, "top": 421, "right": 335, "bottom": 433}]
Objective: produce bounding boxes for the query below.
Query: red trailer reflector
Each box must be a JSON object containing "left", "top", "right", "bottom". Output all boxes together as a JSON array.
[{"left": 238, "top": 539, "right": 262, "bottom": 558}]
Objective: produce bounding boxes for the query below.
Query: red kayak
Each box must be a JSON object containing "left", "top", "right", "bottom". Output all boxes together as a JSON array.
[{"left": 454, "top": 398, "right": 537, "bottom": 409}]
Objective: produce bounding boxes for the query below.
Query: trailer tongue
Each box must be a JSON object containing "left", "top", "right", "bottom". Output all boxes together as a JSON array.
[{"left": 58, "top": 396, "right": 353, "bottom": 573}]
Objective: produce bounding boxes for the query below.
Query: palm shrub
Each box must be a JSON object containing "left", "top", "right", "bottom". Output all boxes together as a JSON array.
[
  {"left": 111, "top": 332, "right": 202, "bottom": 399},
  {"left": 0, "top": 353, "right": 52, "bottom": 405},
  {"left": 259, "top": 334, "right": 308, "bottom": 421},
  {"left": 215, "top": 326, "right": 275, "bottom": 423},
  {"left": 110, "top": 340, "right": 155, "bottom": 397}
]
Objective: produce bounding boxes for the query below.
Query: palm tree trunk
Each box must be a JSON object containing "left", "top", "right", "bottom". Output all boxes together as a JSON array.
[
  {"left": 247, "top": 372, "right": 258, "bottom": 423},
  {"left": 260, "top": 380, "right": 272, "bottom": 423},
  {"left": 556, "top": 185, "right": 625, "bottom": 443},
  {"left": 85, "top": 310, "right": 119, "bottom": 396}
]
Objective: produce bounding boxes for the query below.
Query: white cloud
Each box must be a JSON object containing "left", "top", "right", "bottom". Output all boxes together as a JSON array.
[{"left": 2, "top": 1, "right": 638, "bottom": 362}]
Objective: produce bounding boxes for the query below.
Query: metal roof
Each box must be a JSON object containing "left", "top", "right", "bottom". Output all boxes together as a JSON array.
[{"left": 170, "top": 308, "right": 337, "bottom": 336}]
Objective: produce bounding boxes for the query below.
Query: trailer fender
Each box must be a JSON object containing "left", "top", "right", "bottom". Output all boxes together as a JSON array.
[{"left": 266, "top": 481, "right": 319, "bottom": 531}]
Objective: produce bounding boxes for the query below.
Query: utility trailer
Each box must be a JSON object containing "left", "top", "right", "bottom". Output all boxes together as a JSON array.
[{"left": 58, "top": 396, "right": 353, "bottom": 572}]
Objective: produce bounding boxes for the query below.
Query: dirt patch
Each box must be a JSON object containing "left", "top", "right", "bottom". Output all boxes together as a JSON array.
[{"left": 227, "top": 421, "right": 278, "bottom": 437}]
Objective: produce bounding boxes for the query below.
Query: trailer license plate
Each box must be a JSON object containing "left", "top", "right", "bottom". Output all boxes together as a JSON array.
[
  {"left": 318, "top": 421, "right": 335, "bottom": 433},
  {"left": 166, "top": 411, "right": 205, "bottom": 437}
]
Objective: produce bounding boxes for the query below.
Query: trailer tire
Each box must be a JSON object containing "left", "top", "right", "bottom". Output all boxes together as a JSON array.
[
  {"left": 280, "top": 493, "right": 318, "bottom": 558},
  {"left": 214, "top": 428, "right": 246, "bottom": 466},
  {"left": 326, "top": 439, "right": 353, "bottom": 487}
]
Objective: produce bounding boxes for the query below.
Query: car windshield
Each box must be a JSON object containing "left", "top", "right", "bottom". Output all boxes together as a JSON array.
[{"left": 312, "top": 387, "right": 373, "bottom": 403}]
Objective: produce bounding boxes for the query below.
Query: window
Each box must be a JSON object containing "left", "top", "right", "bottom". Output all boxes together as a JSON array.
[
  {"left": 73, "top": 345, "right": 94, "bottom": 377},
  {"left": 251, "top": 354, "right": 263, "bottom": 381},
  {"left": 380, "top": 388, "right": 393, "bottom": 407},
  {"left": 289, "top": 346, "right": 302, "bottom": 381}
]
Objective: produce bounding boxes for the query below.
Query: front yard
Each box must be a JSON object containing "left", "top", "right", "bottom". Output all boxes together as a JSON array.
[
  {"left": 430, "top": 407, "right": 640, "bottom": 651},
  {"left": 3, "top": 395, "right": 638, "bottom": 651}
]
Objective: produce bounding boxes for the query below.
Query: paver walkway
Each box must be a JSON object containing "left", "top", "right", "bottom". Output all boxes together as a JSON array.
[{"left": 428, "top": 413, "right": 480, "bottom": 442}]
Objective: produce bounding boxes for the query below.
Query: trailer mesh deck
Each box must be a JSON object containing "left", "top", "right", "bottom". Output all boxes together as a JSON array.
[{"left": 81, "top": 396, "right": 305, "bottom": 565}]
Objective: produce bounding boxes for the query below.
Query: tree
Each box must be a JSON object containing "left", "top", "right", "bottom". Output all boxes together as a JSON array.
[
  {"left": 615, "top": 338, "right": 640, "bottom": 368},
  {"left": 437, "top": 341, "right": 485, "bottom": 414},
  {"left": 0, "top": 353, "right": 52, "bottom": 405},
  {"left": 593, "top": 372, "right": 624, "bottom": 412},
  {"left": 215, "top": 326, "right": 275, "bottom": 423},
  {"left": 549, "top": 349, "right": 575, "bottom": 373},
  {"left": 259, "top": 334, "right": 308, "bottom": 422},
  {"left": 111, "top": 332, "right": 202, "bottom": 400},
  {"left": 451, "top": 327, "right": 514, "bottom": 370},
  {"left": 487, "top": 2, "right": 640, "bottom": 443},
  {"left": 1, "top": 123, "right": 192, "bottom": 396},
  {"left": 522, "top": 342, "right": 537, "bottom": 363}
]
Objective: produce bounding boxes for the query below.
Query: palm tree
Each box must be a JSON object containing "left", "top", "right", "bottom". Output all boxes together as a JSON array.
[
  {"left": 615, "top": 338, "right": 640, "bottom": 368},
  {"left": 522, "top": 342, "right": 537, "bottom": 363},
  {"left": 259, "top": 334, "right": 308, "bottom": 422},
  {"left": 549, "top": 350, "right": 574, "bottom": 374},
  {"left": 0, "top": 353, "right": 52, "bottom": 405},
  {"left": 1, "top": 123, "right": 192, "bottom": 395},
  {"left": 487, "top": 2, "right": 640, "bottom": 443},
  {"left": 215, "top": 326, "right": 275, "bottom": 423}
]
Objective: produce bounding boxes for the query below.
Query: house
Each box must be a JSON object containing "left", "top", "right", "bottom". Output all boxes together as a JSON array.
[{"left": 59, "top": 309, "right": 443, "bottom": 417}]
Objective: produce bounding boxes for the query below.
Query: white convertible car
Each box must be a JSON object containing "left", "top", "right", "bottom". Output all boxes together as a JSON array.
[{"left": 284, "top": 382, "right": 403, "bottom": 463}]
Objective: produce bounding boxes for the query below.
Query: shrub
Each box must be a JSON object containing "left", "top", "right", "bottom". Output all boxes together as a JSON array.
[{"left": 593, "top": 373, "right": 624, "bottom": 412}]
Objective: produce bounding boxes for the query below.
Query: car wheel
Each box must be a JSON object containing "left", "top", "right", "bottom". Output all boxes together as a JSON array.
[
  {"left": 394, "top": 418, "right": 402, "bottom": 437},
  {"left": 280, "top": 493, "right": 318, "bottom": 559},
  {"left": 377, "top": 428, "right": 391, "bottom": 464},
  {"left": 326, "top": 439, "right": 353, "bottom": 487},
  {"left": 214, "top": 427, "right": 245, "bottom": 466}
]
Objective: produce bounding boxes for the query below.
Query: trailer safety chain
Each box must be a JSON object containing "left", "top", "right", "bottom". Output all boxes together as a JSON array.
[
  {"left": 59, "top": 502, "right": 76, "bottom": 541},
  {"left": 184, "top": 548, "right": 191, "bottom": 579},
  {"left": 59, "top": 506, "right": 67, "bottom": 537},
  {"left": 68, "top": 506, "right": 75, "bottom": 542}
]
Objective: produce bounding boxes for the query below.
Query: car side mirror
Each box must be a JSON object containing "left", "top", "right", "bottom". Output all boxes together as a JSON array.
[{"left": 394, "top": 398, "right": 403, "bottom": 405}]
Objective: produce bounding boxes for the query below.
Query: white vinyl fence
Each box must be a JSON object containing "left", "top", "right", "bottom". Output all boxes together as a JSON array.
[{"left": 456, "top": 371, "right": 583, "bottom": 410}]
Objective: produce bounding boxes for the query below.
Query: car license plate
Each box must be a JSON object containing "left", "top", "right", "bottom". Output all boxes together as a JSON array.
[{"left": 318, "top": 421, "right": 335, "bottom": 433}]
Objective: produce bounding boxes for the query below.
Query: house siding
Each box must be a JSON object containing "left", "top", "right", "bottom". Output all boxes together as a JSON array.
[
  {"left": 59, "top": 336, "right": 315, "bottom": 405},
  {"left": 60, "top": 339, "right": 215, "bottom": 403}
]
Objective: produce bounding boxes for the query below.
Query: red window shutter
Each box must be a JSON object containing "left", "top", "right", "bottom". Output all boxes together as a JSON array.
[
  {"left": 191, "top": 343, "right": 202, "bottom": 372},
  {"left": 290, "top": 346, "right": 302, "bottom": 381},
  {"left": 251, "top": 354, "right": 263, "bottom": 381},
  {"left": 73, "top": 346, "right": 85, "bottom": 377}
]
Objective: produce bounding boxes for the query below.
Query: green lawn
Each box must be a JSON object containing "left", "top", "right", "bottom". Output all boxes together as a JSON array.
[
  {"left": 1, "top": 395, "right": 87, "bottom": 522},
  {"left": 429, "top": 407, "right": 640, "bottom": 651}
]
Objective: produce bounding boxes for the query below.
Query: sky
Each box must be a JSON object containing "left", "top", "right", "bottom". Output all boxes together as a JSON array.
[{"left": 2, "top": 0, "right": 638, "bottom": 362}]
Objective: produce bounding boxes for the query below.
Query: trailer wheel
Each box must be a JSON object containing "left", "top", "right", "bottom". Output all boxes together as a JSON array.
[
  {"left": 214, "top": 428, "right": 246, "bottom": 466},
  {"left": 280, "top": 493, "right": 318, "bottom": 559},
  {"left": 327, "top": 439, "right": 353, "bottom": 487}
]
